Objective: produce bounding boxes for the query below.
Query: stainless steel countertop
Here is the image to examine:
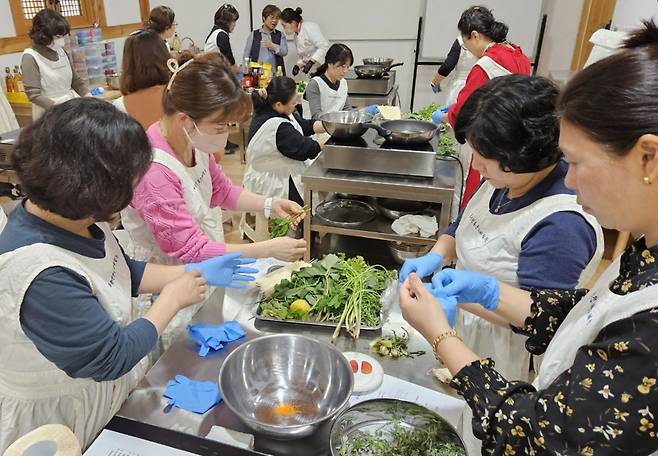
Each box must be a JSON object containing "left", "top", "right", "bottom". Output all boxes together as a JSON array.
[{"left": 117, "top": 286, "right": 460, "bottom": 456}]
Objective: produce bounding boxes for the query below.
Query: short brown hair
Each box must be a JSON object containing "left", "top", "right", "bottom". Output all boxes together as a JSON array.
[
  {"left": 262, "top": 4, "right": 281, "bottom": 20},
  {"left": 163, "top": 52, "right": 252, "bottom": 123},
  {"left": 120, "top": 29, "right": 171, "bottom": 95},
  {"left": 146, "top": 5, "right": 175, "bottom": 34}
]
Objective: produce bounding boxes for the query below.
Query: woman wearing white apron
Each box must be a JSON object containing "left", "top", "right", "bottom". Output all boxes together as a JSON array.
[
  {"left": 400, "top": 23, "right": 658, "bottom": 455},
  {"left": 431, "top": 35, "right": 477, "bottom": 105},
  {"left": 245, "top": 76, "right": 325, "bottom": 206},
  {"left": 0, "top": 90, "right": 18, "bottom": 134},
  {"left": 0, "top": 98, "right": 254, "bottom": 452},
  {"left": 304, "top": 43, "right": 353, "bottom": 122},
  {"left": 401, "top": 75, "right": 604, "bottom": 382},
  {"left": 122, "top": 56, "right": 306, "bottom": 349},
  {"left": 21, "top": 10, "right": 88, "bottom": 120},
  {"left": 280, "top": 7, "right": 329, "bottom": 77},
  {"left": 204, "top": 4, "right": 241, "bottom": 74}
]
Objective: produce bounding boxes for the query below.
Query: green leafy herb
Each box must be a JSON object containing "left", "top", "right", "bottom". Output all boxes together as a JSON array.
[
  {"left": 338, "top": 420, "right": 465, "bottom": 456},
  {"left": 436, "top": 125, "right": 458, "bottom": 157},
  {"left": 259, "top": 254, "right": 394, "bottom": 339},
  {"left": 370, "top": 328, "right": 425, "bottom": 359},
  {"left": 268, "top": 206, "right": 309, "bottom": 239},
  {"left": 407, "top": 103, "right": 441, "bottom": 122},
  {"left": 296, "top": 80, "right": 308, "bottom": 93}
]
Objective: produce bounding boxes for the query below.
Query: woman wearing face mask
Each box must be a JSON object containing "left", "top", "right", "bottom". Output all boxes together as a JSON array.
[
  {"left": 401, "top": 22, "right": 658, "bottom": 455},
  {"left": 121, "top": 54, "right": 306, "bottom": 349},
  {"left": 204, "top": 3, "right": 241, "bottom": 74},
  {"left": 280, "top": 7, "right": 329, "bottom": 77},
  {"left": 243, "top": 5, "right": 288, "bottom": 73},
  {"left": 244, "top": 76, "right": 325, "bottom": 206},
  {"left": 21, "top": 9, "right": 89, "bottom": 120},
  {"left": 146, "top": 5, "right": 177, "bottom": 51},
  {"left": 304, "top": 43, "right": 353, "bottom": 120}
]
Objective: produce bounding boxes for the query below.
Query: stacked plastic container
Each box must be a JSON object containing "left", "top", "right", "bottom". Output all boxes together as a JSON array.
[{"left": 67, "top": 28, "right": 118, "bottom": 86}]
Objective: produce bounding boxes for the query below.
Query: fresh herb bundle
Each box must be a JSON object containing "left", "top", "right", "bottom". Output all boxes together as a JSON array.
[
  {"left": 370, "top": 328, "right": 425, "bottom": 359},
  {"left": 407, "top": 103, "right": 441, "bottom": 122},
  {"left": 259, "top": 254, "right": 394, "bottom": 339},
  {"left": 268, "top": 206, "right": 309, "bottom": 239}
]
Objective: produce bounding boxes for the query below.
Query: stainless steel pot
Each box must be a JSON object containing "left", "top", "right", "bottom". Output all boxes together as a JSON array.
[
  {"left": 363, "top": 57, "right": 394, "bottom": 67},
  {"left": 354, "top": 62, "right": 403, "bottom": 79},
  {"left": 388, "top": 241, "right": 433, "bottom": 265},
  {"left": 319, "top": 111, "right": 375, "bottom": 140},
  {"left": 369, "top": 119, "right": 439, "bottom": 145}
]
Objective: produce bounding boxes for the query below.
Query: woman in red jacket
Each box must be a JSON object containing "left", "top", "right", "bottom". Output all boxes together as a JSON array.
[{"left": 436, "top": 6, "right": 531, "bottom": 210}]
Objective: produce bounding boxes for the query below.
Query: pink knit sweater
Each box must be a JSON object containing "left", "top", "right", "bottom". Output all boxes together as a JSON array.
[{"left": 128, "top": 123, "right": 243, "bottom": 263}]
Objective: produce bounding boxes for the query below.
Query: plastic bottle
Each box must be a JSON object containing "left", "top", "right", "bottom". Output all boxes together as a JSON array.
[
  {"left": 171, "top": 33, "right": 182, "bottom": 53},
  {"left": 4, "top": 67, "right": 15, "bottom": 93},
  {"left": 13, "top": 66, "right": 24, "bottom": 92},
  {"left": 276, "top": 65, "right": 283, "bottom": 77}
]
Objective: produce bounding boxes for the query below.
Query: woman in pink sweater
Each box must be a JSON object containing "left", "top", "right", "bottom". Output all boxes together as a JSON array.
[{"left": 120, "top": 53, "right": 305, "bottom": 348}]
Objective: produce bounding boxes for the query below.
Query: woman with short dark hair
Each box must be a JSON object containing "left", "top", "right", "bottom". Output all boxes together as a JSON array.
[
  {"left": 204, "top": 3, "right": 241, "bottom": 74},
  {"left": 401, "top": 21, "right": 658, "bottom": 455},
  {"left": 0, "top": 98, "right": 254, "bottom": 451},
  {"left": 146, "top": 5, "right": 177, "bottom": 48},
  {"left": 113, "top": 29, "right": 171, "bottom": 129},
  {"left": 304, "top": 43, "right": 353, "bottom": 120},
  {"left": 122, "top": 55, "right": 307, "bottom": 349},
  {"left": 243, "top": 4, "right": 288, "bottom": 73},
  {"left": 400, "top": 75, "right": 604, "bottom": 384},
  {"left": 21, "top": 9, "right": 89, "bottom": 119}
]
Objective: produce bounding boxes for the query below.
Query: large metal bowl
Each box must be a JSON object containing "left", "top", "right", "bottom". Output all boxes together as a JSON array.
[
  {"left": 319, "top": 111, "right": 374, "bottom": 140},
  {"left": 330, "top": 399, "right": 466, "bottom": 456},
  {"left": 388, "top": 241, "right": 433, "bottom": 265},
  {"left": 363, "top": 57, "right": 394, "bottom": 67},
  {"left": 377, "top": 198, "right": 431, "bottom": 220},
  {"left": 218, "top": 334, "right": 354, "bottom": 440}
]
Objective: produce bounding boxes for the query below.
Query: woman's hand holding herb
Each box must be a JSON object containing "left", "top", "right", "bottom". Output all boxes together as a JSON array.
[{"left": 272, "top": 198, "right": 305, "bottom": 226}]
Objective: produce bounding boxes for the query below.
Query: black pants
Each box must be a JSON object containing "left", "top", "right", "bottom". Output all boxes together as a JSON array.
[{"left": 288, "top": 177, "right": 303, "bottom": 206}]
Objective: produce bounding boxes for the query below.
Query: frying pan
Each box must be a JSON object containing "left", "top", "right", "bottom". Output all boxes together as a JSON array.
[
  {"left": 353, "top": 62, "right": 404, "bottom": 79},
  {"left": 369, "top": 119, "right": 439, "bottom": 145}
]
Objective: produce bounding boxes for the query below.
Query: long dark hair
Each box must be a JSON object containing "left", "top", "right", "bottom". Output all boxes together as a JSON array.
[
  {"left": 455, "top": 75, "right": 561, "bottom": 173},
  {"left": 558, "top": 20, "right": 658, "bottom": 155},
  {"left": 251, "top": 76, "right": 297, "bottom": 112},
  {"left": 280, "top": 7, "right": 303, "bottom": 23},
  {"left": 457, "top": 6, "right": 508, "bottom": 43},
  {"left": 313, "top": 43, "right": 353, "bottom": 77}
]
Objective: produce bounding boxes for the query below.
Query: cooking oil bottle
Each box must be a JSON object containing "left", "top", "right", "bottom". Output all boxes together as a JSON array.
[
  {"left": 13, "top": 66, "right": 24, "bottom": 93},
  {"left": 4, "top": 67, "right": 15, "bottom": 93}
]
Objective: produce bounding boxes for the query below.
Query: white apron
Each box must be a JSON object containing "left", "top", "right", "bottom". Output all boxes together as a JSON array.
[
  {"left": 0, "top": 223, "right": 149, "bottom": 452},
  {"left": 0, "top": 90, "right": 18, "bottom": 134},
  {"left": 446, "top": 36, "right": 478, "bottom": 106},
  {"left": 304, "top": 75, "right": 347, "bottom": 140},
  {"left": 204, "top": 28, "right": 228, "bottom": 54},
  {"left": 451, "top": 55, "right": 512, "bottom": 219},
  {"left": 243, "top": 115, "right": 309, "bottom": 200},
  {"left": 455, "top": 181, "right": 604, "bottom": 381},
  {"left": 120, "top": 148, "right": 224, "bottom": 350},
  {"left": 23, "top": 48, "right": 78, "bottom": 120},
  {"left": 294, "top": 21, "right": 329, "bottom": 73},
  {"left": 0, "top": 207, "right": 6, "bottom": 234}
]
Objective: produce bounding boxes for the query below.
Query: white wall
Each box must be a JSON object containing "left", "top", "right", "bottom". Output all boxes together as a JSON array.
[
  {"left": 612, "top": 0, "right": 658, "bottom": 31},
  {"left": 535, "top": 0, "right": 584, "bottom": 75}
]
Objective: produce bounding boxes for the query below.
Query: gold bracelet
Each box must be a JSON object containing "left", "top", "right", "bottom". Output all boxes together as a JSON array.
[{"left": 432, "top": 329, "right": 461, "bottom": 360}]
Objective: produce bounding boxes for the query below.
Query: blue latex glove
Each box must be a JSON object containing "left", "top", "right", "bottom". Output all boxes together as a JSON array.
[
  {"left": 431, "top": 82, "right": 442, "bottom": 94},
  {"left": 432, "top": 268, "right": 500, "bottom": 310},
  {"left": 184, "top": 252, "right": 258, "bottom": 288},
  {"left": 424, "top": 284, "right": 459, "bottom": 327},
  {"left": 431, "top": 103, "right": 451, "bottom": 124},
  {"left": 163, "top": 375, "right": 221, "bottom": 414},
  {"left": 90, "top": 87, "right": 104, "bottom": 96},
  {"left": 188, "top": 320, "right": 246, "bottom": 357},
  {"left": 399, "top": 252, "right": 443, "bottom": 282},
  {"left": 363, "top": 105, "right": 379, "bottom": 116}
]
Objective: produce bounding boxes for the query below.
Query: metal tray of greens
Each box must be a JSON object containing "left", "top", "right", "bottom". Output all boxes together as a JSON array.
[
  {"left": 255, "top": 254, "right": 397, "bottom": 339},
  {"left": 330, "top": 399, "right": 466, "bottom": 456}
]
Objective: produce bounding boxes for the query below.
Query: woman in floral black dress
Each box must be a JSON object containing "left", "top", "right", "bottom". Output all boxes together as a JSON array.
[{"left": 400, "top": 22, "right": 658, "bottom": 455}]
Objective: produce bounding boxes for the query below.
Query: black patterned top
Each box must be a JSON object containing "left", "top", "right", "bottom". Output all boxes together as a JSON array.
[{"left": 450, "top": 237, "right": 658, "bottom": 455}]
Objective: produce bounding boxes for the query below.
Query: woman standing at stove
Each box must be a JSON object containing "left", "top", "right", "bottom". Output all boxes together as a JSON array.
[{"left": 304, "top": 43, "right": 353, "bottom": 120}]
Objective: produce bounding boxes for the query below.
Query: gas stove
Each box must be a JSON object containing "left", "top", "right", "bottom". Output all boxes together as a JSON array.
[{"left": 323, "top": 128, "right": 438, "bottom": 178}]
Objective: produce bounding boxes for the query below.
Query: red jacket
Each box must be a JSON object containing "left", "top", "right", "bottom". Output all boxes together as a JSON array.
[{"left": 447, "top": 43, "right": 531, "bottom": 210}]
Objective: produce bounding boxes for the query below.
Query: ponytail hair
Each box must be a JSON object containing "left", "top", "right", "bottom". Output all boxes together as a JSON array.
[
  {"left": 251, "top": 76, "right": 297, "bottom": 112},
  {"left": 458, "top": 6, "right": 508, "bottom": 43},
  {"left": 146, "top": 5, "right": 175, "bottom": 34},
  {"left": 312, "top": 43, "right": 353, "bottom": 77},
  {"left": 280, "top": 7, "right": 303, "bottom": 23}
]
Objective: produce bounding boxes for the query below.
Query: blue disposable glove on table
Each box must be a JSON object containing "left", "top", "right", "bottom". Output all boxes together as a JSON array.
[
  {"left": 424, "top": 283, "right": 459, "bottom": 327},
  {"left": 188, "top": 320, "right": 246, "bottom": 357},
  {"left": 431, "top": 103, "right": 451, "bottom": 124},
  {"left": 163, "top": 375, "right": 221, "bottom": 414},
  {"left": 363, "top": 105, "right": 379, "bottom": 116},
  {"left": 184, "top": 252, "right": 258, "bottom": 288},
  {"left": 431, "top": 268, "right": 500, "bottom": 310},
  {"left": 399, "top": 252, "right": 443, "bottom": 282},
  {"left": 431, "top": 83, "right": 442, "bottom": 94}
]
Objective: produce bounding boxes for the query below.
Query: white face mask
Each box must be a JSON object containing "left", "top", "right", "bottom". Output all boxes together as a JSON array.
[
  {"left": 49, "top": 37, "right": 66, "bottom": 50},
  {"left": 183, "top": 121, "right": 229, "bottom": 153}
]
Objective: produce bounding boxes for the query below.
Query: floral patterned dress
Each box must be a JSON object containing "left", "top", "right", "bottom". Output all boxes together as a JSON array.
[{"left": 451, "top": 238, "right": 658, "bottom": 455}]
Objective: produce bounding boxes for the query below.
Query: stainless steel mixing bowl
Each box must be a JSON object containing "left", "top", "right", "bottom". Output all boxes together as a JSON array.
[
  {"left": 319, "top": 110, "right": 374, "bottom": 140},
  {"left": 218, "top": 334, "right": 354, "bottom": 440}
]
